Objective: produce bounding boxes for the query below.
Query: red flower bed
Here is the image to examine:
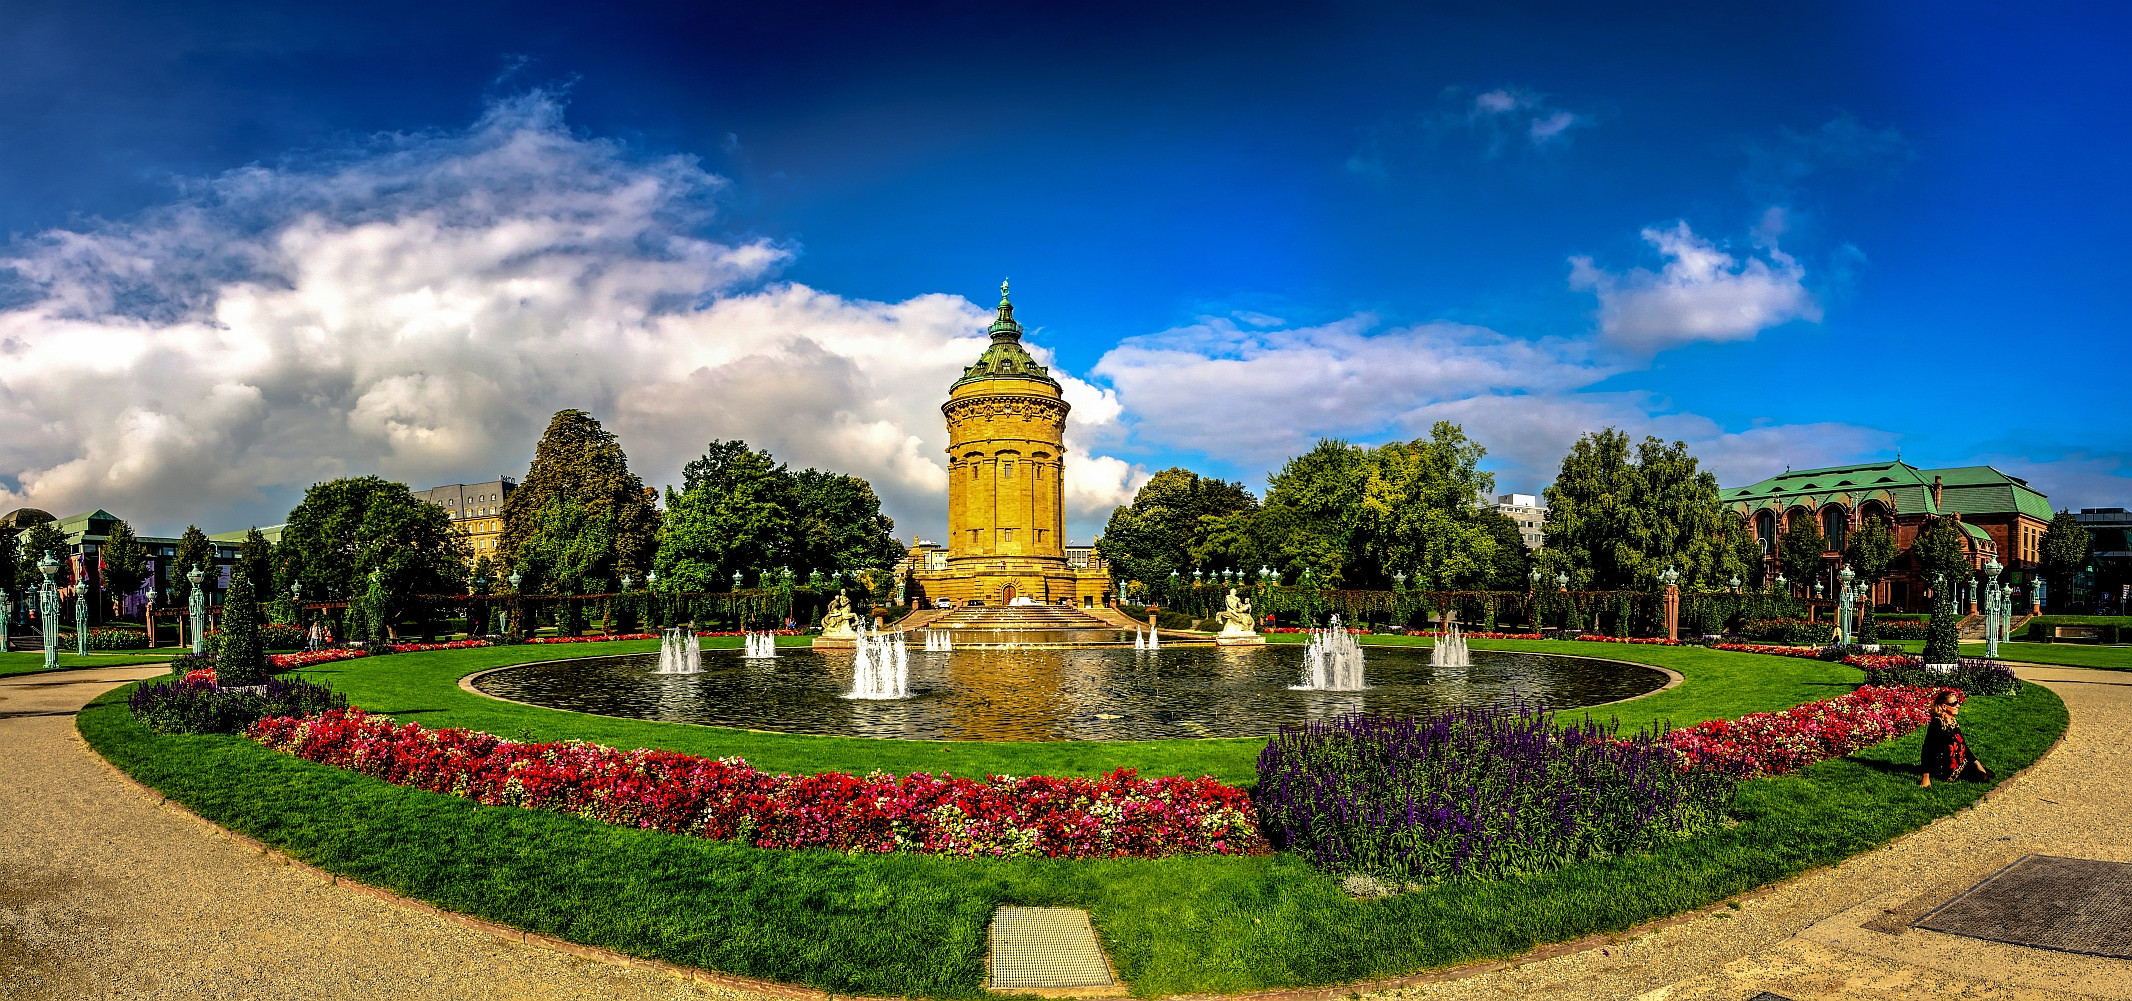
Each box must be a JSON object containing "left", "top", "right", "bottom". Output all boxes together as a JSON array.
[
  {"left": 1263, "top": 627, "right": 1369, "bottom": 634},
  {"left": 1711, "top": 642, "right": 1824, "bottom": 660},
  {"left": 269, "top": 649, "right": 371, "bottom": 670},
  {"left": 1574, "top": 635, "right": 1680, "bottom": 645},
  {"left": 526, "top": 630, "right": 805, "bottom": 644},
  {"left": 1843, "top": 653, "right": 1922, "bottom": 671},
  {"left": 1666, "top": 685, "right": 1952, "bottom": 777},
  {"left": 247, "top": 710, "right": 1262, "bottom": 859},
  {"left": 386, "top": 640, "right": 491, "bottom": 653},
  {"left": 183, "top": 668, "right": 219, "bottom": 684}
]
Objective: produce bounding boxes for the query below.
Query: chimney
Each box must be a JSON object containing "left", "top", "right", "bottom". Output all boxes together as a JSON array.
[{"left": 1932, "top": 475, "right": 1943, "bottom": 509}]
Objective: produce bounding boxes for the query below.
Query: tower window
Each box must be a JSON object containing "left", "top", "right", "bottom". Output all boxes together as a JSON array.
[
  {"left": 1001, "top": 529, "right": 1015, "bottom": 541},
  {"left": 971, "top": 464, "right": 980, "bottom": 480},
  {"left": 1003, "top": 460, "right": 1015, "bottom": 478},
  {"left": 969, "top": 529, "right": 980, "bottom": 544}
]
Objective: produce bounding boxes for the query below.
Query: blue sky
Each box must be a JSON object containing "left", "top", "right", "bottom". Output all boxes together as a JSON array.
[{"left": 1, "top": 1, "right": 2127, "bottom": 541}]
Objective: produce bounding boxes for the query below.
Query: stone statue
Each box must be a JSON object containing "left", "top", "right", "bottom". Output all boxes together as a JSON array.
[
  {"left": 1214, "top": 588, "right": 1255, "bottom": 635},
  {"left": 819, "top": 591, "right": 860, "bottom": 638}
]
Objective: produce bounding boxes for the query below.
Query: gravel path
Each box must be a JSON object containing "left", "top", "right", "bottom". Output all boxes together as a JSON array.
[
  {"left": 0, "top": 666, "right": 748, "bottom": 1001},
  {"left": 1379, "top": 665, "right": 2132, "bottom": 1001},
  {"left": 8, "top": 664, "right": 2128, "bottom": 999}
]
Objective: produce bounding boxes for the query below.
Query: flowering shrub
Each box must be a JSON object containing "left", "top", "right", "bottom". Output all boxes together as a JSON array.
[
  {"left": 267, "top": 649, "right": 371, "bottom": 670},
  {"left": 1874, "top": 619, "right": 1930, "bottom": 641},
  {"left": 1739, "top": 618, "right": 1831, "bottom": 645},
  {"left": 1255, "top": 706, "right": 1735, "bottom": 884},
  {"left": 248, "top": 710, "right": 1260, "bottom": 859},
  {"left": 1574, "top": 635, "right": 1680, "bottom": 645},
  {"left": 1665, "top": 685, "right": 1951, "bottom": 777},
  {"left": 386, "top": 639, "right": 490, "bottom": 653},
  {"left": 82, "top": 626, "right": 151, "bottom": 650},
  {"left": 129, "top": 677, "right": 348, "bottom": 735},
  {"left": 1844, "top": 654, "right": 2017, "bottom": 696},
  {"left": 1712, "top": 643, "right": 1825, "bottom": 660}
]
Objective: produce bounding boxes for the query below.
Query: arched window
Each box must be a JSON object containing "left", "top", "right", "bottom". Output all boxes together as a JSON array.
[
  {"left": 1822, "top": 506, "right": 1847, "bottom": 554},
  {"left": 1755, "top": 510, "right": 1777, "bottom": 555}
]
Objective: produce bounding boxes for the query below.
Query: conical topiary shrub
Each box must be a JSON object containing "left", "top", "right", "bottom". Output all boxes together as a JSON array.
[
  {"left": 1922, "top": 578, "right": 1960, "bottom": 666},
  {"left": 217, "top": 572, "right": 267, "bottom": 686}
]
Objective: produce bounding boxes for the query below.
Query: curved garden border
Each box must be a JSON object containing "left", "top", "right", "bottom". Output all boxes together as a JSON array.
[{"left": 76, "top": 642, "right": 2071, "bottom": 997}]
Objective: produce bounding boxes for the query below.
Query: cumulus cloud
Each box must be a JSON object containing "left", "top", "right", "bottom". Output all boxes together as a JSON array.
[
  {"left": 0, "top": 93, "right": 1136, "bottom": 539},
  {"left": 1570, "top": 220, "right": 1821, "bottom": 353},
  {"left": 1092, "top": 316, "right": 1607, "bottom": 465}
]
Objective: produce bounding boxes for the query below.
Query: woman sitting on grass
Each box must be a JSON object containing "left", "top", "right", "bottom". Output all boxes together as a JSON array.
[{"left": 1920, "top": 690, "right": 1993, "bottom": 787}]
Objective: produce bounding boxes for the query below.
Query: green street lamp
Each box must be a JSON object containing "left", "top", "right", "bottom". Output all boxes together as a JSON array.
[
  {"left": 1530, "top": 568, "right": 1542, "bottom": 589},
  {"left": 1661, "top": 565, "right": 1679, "bottom": 588},
  {"left": 38, "top": 551, "right": 62, "bottom": 670},
  {"left": 621, "top": 575, "right": 633, "bottom": 592},
  {"left": 733, "top": 570, "right": 744, "bottom": 591},
  {"left": 1555, "top": 572, "right": 1569, "bottom": 590},
  {"left": 1728, "top": 574, "right": 1741, "bottom": 593},
  {"left": 186, "top": 565, "right": 207, "bottom": 656}
]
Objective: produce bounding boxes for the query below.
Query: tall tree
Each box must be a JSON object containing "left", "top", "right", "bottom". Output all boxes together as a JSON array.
[
  {"left": 1260, "top": 441, "right": 1368, "bottom": 583},
  {"left": 1352, "top": 423, "right": 1498, "bottom": 590},
  {"left": 278, "top": 476, "right": 469, "bottom": 629},
  {"left": 0, "top": 524, "right": 17, "bottom": 601},
  {"left": 100, "top": 520, "right": 150, "bottom": 614},
  {"left": 1776, "top": 516, "right": 1828, "bottom": 596},
  {"left": 1097, "top": 467, "right": 1260, "bottom": 587},
  {"left": 17, "top": 520, "right": 72, "bottom": 590},
  {"left": 1844, "top": 515, "right": 1900, "bottom": 642},
  {"left": 502, "top": 410, "right": 661, "bottom": 591},
  {"left": 790, "top": 468, "right": 903, "bottom": 577},
  {"left": 1477, "top": 508, "right": 1534, "bottom": 590},
  {"left": 171, "top": 525, "right": 212, "bottom": 606},
  {"left": 1911, "top": 516, "right": 1971, "bottom": 587},
  {"left": 237, "top": 527, "right": 274, "bottom": 601},
  {"left": 1543, "top": 430, "right": 1740, "bottom": 591},
  {"left": 2039, "top": 509, "right": 2092, "bottom": 611},
  {"left": 655, "top": 440, "right": 797, "bottom": 591}
]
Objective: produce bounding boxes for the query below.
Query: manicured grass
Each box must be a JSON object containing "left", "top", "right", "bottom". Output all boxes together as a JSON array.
[
  {"left": 1881, "top": 639, "right": 2132, "bottom": 671},
  {"left": 288, "top": 637, "right": 1864, "bottom": 785},
  {"left": 78, "top": 676, "right": 2067, "bottom": 997},
  {"left": 0, "top": 649, "right": 183, "bottom": 677}
]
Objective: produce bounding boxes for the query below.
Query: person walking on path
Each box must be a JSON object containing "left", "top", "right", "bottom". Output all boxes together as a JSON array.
[{"left": 1919, "top": 689, "right": 1993, "bottom": 787}]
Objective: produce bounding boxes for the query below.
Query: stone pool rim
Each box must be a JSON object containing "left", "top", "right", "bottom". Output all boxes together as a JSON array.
[{"left": 454, "top": 647, "right": 1686, "bottom": 745}]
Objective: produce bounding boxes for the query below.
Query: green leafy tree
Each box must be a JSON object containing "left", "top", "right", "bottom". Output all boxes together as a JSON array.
[
  {"left": 501, "top": 410, "right": 661, "bottom": 591},
  {"left": 655, "top": 440, "right": 797, "bottom": 591},
  {"left": 217, "top": 571, "right": 267, "bottom": 686},
  {"left": 1844, "top": 515, "right": 1899, "bottom": 642},
  {"left": 17, "top": 520, "right": 72, "bottom": 591},
  {"left": 2039, "top": 509, "right": 2091, "bottom": 612},
  {"left": 237, "top": 527, "right": 274, "bottom": 601},
  {"left": 1722, "top": 515, "right": 1764, "bottom": 591},
  {"left": 790, "top": 468, "right": 903, "bottom": 578},
  {"left": 0, "top": 524, "right": 17, "bottom": 600},
  {"left": 278, "top": 476, "right": 469, "bottom": 635},
  {"left": 100, "top": 520, "right": 151, "bottom": 614},
  {"left": 1353, "top": 423, "right": 1499, "bottom": 590},
  {"left": 514, "top": 496, "right": 619, "bottom": 596},
  {"left": 1543, "top": 430, "right": 1739, "bottom": 591},
  {"left": 1922, "top": 575, "right": 1961, "bottom": 665},
  {"left": 1777, "top": 515, "right": 1828, "bottom": 596},
  {"left": 1476, "top": 508, "right": 1534, "bottom": 591},
  {"left": 1098, "top": 467, "right": 1260, "bottom": 587},
  {"left": 1911, "top": 516, "right": 1971, "bottom": 586},
  {"left": 171, "top": 525, "right": 212, "bottom": 606},
  {"left": 1261, "top": 441, "right": 1368, "bottom": 584}
]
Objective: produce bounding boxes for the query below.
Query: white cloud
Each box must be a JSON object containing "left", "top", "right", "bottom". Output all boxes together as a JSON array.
[
  {"left": 1092, "top": 316, "right": 1606, "bottom": 465},
  {"left": 1468, "top": 88, "right": 1588, "bottom": 148},
  {"left": 1570, "top": 220, "right": 1821, "bottom": 353},
  {"left": 0, "top": 93, "right": 1135, "bottom": 540}
]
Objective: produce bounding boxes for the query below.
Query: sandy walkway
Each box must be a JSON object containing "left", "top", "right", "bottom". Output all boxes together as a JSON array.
[
  {"left": 0, "top": 666, "right": 741, "bottom": 1001},
  {"left": 8, "top": 664, "right": 2129, "bottom": 999}
]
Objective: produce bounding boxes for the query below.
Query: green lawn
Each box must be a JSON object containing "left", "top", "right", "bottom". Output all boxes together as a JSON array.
[
  {"left": 1879, "top": 639, "right": 2132, "bottom": 671},
  {"left": 79, "top": 670, "right": 2067, "bottom": 998},
  {"left": 266, "top": 636, "right": 1868, "bottom": 784},
  {"left": 0, "top": 649, "right": 183, "bottom": 677}
]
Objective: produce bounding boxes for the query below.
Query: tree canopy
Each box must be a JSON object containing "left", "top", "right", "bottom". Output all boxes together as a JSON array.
[
  {"left": 501, "top": 410, "right": 662, "bottom": 592},
  {"left": 654, "top": 440, "right": 903, "bottom": 592},
  {"left": 2040, "top": 509, "right": 2091, "bottom": 609},
  {"left": 277, "top": 476, "right": 468, "bottom": 622},
  {"left": 1909, "top": 516, "right": 1971, "bottom": 588},
  {"left": 0, "top": 524, "right": 19, "bottom": 600},
  {"left": 100, "top": 520, "right": 150, "bottom": 602},
  {"left": 172, "top": 525, "right": 212, "bottom": 603},
  {"left": 238, "top": 526, "right": 274, "bottom": 600},
  {"left": 1777, "top": 515, "right": 1828, "bottom": 594},
  {"left": 17, "top": 520, "right": 71, "bottom": 589},
  {"left": 1097, "top": 468, "right": 1259, "bottom": 588},
  {"left": 1541, "top": 430, "right": 1752, "bottom": 591}
]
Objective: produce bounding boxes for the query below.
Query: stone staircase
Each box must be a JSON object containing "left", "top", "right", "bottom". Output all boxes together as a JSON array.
[
  {"left": 1957, "top": 612, "right": 1987, "bottom": 640},
  {"left": 924, "top": 604, "right": 1115, "bottom": 632}
]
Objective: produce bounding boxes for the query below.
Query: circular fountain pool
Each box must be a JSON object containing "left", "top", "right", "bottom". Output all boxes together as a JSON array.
[{"left": 470, "top": 645, "right": 1669, "bottom": 742}]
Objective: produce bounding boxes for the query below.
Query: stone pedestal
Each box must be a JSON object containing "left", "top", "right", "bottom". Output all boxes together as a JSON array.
[
  {"left": 1663, "top": 585, "right": 1680, "bottom": 642},
  {"left": 1213, "top": 624, "right": 1265, "bottom": 647}
]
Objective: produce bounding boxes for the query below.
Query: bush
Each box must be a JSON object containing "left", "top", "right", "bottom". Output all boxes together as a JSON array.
[
  {"left": 1119, "top": 604, "right": 1196, "bottom": 632},
  {"left": 1874, "top": 619, "right": 1929, "bottom": 641},
  {"left": 1254, "top": 707, "right": 1735, "bottom": 885},
  {"left": 1846, "top": 655, "right": 2018, "bottom": 696},
  {"left": 127, "top": 676, "right": 347, "bottom": 735},
  {"left": 84, "top": 626, "right": 150, "bottom": 650},
  {"left": 260, "top": 622, "right": 306, "bottom": 650},
  {"left": 1923, "top": 586, "right": 1960, "bottom": 665},
  {"left": 217, "top": 574, "right": 267, "bottom": 686},
  {"left": 1738, "top": 617, "right": 1828, "bottom": 645}
]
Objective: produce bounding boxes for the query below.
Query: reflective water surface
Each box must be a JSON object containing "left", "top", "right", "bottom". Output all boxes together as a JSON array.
[{"left": 472, "top": 646, "right": 1668, "bottom": 742}]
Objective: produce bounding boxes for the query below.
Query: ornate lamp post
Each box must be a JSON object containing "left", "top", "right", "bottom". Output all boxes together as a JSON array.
[
  {"left": 1728, "top": 574, "right": 1741, "bottom": 594},
  {"left": 186, "top": 565, "right": 207, "bottom": 656},
  {"left": 732, "top": 570, "right": 744, "bottom": 592},
  {"left": 1168, "top": 569, "right": 1179, "bottom": 608},
  {"left": 1983, "top": 556, "right": 2004, "bottom": 659},
  {"left": 1661, "top": 564, "right": 1682, "bottom": 642},
  {"left": 1837, "top": 564, "right": 1857, "bottom": 646},
  {"left": 621, "top": 574, "right": 633, "bottom": 592},
  {"left": 39, "top": 551, "right": 62, "bottom": 670},
  {"left": 74, "top": 569, "right": 89, "bottom": 657},
  {"left": 508, "top": 571, "right": 524, "bottom": 640},
  {"left": 1774, "top": 572, "right": 1787, "bottom": 598},
  {"left": 140, "top": 590, "right": 151, "bottom": 648}
]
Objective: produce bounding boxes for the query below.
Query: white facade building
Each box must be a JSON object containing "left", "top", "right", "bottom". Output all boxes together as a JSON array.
[{"left": 1494, "top": 493, "right": 1547, "bottom": 549}]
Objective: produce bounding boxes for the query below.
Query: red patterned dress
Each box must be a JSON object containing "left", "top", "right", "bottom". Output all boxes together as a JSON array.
[{"left": 1921, "top": 706, "right": 1989, "bottom": 781}]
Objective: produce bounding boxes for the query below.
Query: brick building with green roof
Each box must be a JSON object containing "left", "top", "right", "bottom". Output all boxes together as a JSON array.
[{"left": 1721, "top": 459, "right": 2053, "bottom": 612}]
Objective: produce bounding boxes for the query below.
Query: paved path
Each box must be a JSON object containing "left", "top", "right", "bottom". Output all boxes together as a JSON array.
[
  {"left": 1384, "top": 665, "right": 2132, "bottom": 1001},
  {"left": 8, "top": 664, "right": 2130, "bottom": 999},
  {"left": 0, "top": 666, "right": 730, "bottom": 1001}
]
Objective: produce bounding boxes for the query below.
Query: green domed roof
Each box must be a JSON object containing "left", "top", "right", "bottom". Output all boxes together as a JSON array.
[{"left": 951, "top": 280, "right": 1060, "bottom": 392}]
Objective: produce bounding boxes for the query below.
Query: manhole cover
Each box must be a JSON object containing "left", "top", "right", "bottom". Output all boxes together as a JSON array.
[
  {"left": 1913, "top": 855, "right": 2132, "bottom": 958},
  {"left": 988, "top": 906, "right": 1116, "bottom": 990}
]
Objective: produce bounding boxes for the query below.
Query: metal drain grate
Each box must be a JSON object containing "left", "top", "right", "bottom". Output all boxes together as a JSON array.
[
  {"left": 1913, "top": 854, "right": 2132, "bottom": 958},
  {"left": 988, "top": 906, "right": 1116, "bottom": 989}
]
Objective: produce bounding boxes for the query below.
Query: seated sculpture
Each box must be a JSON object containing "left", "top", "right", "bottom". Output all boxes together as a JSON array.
[
  {"left": 819, "top": 592, "right": 860, "bottom": 637},
  {"left": 1214, "top": 588, "right": 1256, "bottom": 635}
]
